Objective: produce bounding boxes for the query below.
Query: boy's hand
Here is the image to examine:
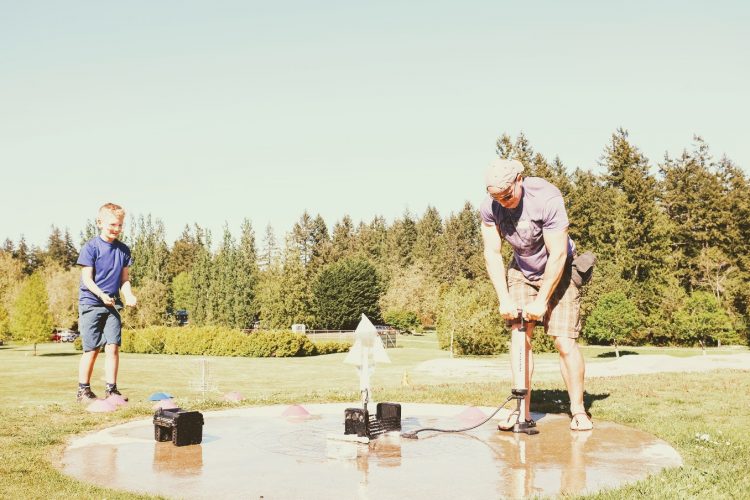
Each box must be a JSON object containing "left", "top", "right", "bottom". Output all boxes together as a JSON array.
[
  {"left": 100, "top": 294, "right": 116, "bottom": 307},
  {"left": 123, "top": 294, "right": 137, "bottom": 307}
]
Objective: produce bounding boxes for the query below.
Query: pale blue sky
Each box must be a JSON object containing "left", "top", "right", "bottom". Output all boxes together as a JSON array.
[{"left": 2, "top": 1, "right": 748, "bottom": 248}]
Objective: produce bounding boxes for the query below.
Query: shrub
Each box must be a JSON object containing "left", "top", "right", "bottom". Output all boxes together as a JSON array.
[
  {"left": 436, "top": 278, "right": 507, "bottom": 355},
  {"left": 583, "top": 291, "right": 641, "bottom": 357},
  {"left": 382, "top": 309, "right": 420, "bottom": 333},
  {"left": 118, "top": 326, "right": 330, "bottom": 357},
  {"left": 311, "top": 258, "right": 382, "bottom": 329},
  {"left": 313, "top": 341, "right": 352, "bottom": 355}
]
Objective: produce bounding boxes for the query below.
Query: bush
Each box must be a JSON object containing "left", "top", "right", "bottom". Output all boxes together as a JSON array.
[
  {"left": 119, "top": 326, "right": 332, "bottom": 357},
  {"left": 382, "top": 309, "right": 420, "bottom": 333},
  {"left": 311, "top": 258, "right": 382, "bottom": 329},
  {"left": 436, "top": 278, "right": 507, "bottom": 355},
  {"left": 312, "top": 340, "right": 352, "bottom": 355},
  {"left": 583, "top": 291, "right": 641, "bottom": 356}
]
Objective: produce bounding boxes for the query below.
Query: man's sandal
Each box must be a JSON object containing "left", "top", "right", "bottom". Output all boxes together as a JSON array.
[
  {"left": 498, "top": 411, "right": 536, "bottom": 431},
  {"left": 570, "top": 412, "right": 593, "bottom": 431}
]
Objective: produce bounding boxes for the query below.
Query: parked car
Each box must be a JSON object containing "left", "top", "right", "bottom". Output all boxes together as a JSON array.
[
  {"left": 60, "top": 330, "right": 79, "bottom": 342},
  {"left": 50, "top": 331, "right": 62, "bottom": 343}
]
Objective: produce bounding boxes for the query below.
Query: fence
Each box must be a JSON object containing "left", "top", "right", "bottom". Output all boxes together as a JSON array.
[{"left": 304, "top": 328, "right": 397, "bottom": 348}]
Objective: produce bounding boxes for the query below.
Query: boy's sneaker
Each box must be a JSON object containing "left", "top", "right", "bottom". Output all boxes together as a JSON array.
[
  {"left": 105, "top": 385, "right": 128, "bottom": 401},
  {"left": 76, "top": 386, "right": 98, "bottom": 403}
]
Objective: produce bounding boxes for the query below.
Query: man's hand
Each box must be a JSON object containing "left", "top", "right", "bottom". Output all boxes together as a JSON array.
[
  {"left": 499, "top": 301, "right": 519, "bottom": 320},
  {"left": 523, "top": 299, "right": 547, "bottom": 322},
  {"left": 100, "top": 294, "right": 116, "bottom": 307},
  {"left": 123, "top": 293, "right": 137, "bottom": 307}
]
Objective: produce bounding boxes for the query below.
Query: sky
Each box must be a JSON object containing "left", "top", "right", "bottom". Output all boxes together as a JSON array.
[{"left": 2, "top": 0, "right": 748, "bottom": 249}]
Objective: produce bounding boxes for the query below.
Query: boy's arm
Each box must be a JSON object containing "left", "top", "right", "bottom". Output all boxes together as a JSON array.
[
  {"left": 81, "top": 267, "right": 115, "bottom": 306},
  {"left": 120, "top": 267, "right": 137, "bottom": 307}
]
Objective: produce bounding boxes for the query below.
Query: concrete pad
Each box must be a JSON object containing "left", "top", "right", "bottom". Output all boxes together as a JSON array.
[{"left": 60, "top": 403, "right": 681, "bottom": 499}]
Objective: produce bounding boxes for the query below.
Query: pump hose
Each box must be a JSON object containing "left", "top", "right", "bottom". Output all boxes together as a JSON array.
[{"left": 401, "top": 394, "right": 516, "bottom": 439}]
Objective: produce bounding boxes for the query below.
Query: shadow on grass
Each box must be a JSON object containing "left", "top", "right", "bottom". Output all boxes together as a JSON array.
[
  {"left": 530, "top": 389, "right": 609, "bottom": 415},
  {"left": 597, "top": 350, "right": 639, "bottom": 358},
  {"left": 40, "top": 352, "right": 79, "bottom": 357}
]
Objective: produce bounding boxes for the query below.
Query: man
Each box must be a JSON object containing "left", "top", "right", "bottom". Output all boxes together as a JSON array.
[{"left": 480, "top": 158, "right": 593, "bottom": 431}]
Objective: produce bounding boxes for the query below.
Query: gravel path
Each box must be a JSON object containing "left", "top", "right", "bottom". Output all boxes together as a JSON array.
[{"left": 413, "top": 352, "right": 750, "bottom": 381}]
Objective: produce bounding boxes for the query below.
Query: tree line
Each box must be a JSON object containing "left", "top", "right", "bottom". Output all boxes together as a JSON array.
[{"left": 1, "top": 129, "right": 748, "bottom": 351}]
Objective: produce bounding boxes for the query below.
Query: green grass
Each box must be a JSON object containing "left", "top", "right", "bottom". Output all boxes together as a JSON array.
[{"left": 1, "top": 341, "right": 749, "bottom": 499}]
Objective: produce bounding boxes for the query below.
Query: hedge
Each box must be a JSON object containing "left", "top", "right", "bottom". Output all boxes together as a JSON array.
[{"left": 74, "top": 326, "right": 351, "bottom": 357}]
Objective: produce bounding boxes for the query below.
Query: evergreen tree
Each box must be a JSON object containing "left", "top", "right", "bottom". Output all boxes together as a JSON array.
[
  {"left": 79, "top": 219, "right": 98, "bottom": 246},
  {"left": 601, "top": 129, "right": 672, "bottom": 285},
  {"left": 167, "top": 225, "right": 203, "bottom": 278},
  {"left": 291, "top": 211, "right": 329, "bottom": 269},
  {"left": 10, "top": 273, "right": 53, "bottom": 355},
  {"left": 354, "top": 216, "right": 389, "bottom": 275},
  {"left": 129, "top": 214, "right": 170, "bottom": 287},
  {"left": 211, "top": 224, "right": 238, "bottom": 326},
  {"left": 660, "top": 137, "right": 728, "bottom": 289},
  {"left": 311, "top": 257, "right": 382, "bottom": 329},
  {"left": 259, "top": 224, "right": 279, "bottom": 271},
  {"left": 437, "top": 202, "right": 483, "bottom": 283},
  {"left": 234, "top": 219, "right": 259, "bottom": 329},
  {"left": 387, "top": 209, "right": 417, "bottom": 269},
  {"left": 412, "top": 206, "right": 443, "bottom": 277},
  {"left": 189, "top": 229, "right": 214, "bottom": 325},
  {"left": 2, "top": 239, "right": 14, "bottom": 254},
  {"left": 329, "top": 216, "right": 355, "bottom": 262}
]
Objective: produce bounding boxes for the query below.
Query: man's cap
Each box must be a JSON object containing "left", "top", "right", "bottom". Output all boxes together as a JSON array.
[{"left": 484, "top": 158, "right": 524, "bottom": 190}]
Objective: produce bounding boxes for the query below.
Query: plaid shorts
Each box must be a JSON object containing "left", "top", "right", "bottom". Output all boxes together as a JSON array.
[{"left": 506, "top": 258, "right": 581, "bottom": 338}]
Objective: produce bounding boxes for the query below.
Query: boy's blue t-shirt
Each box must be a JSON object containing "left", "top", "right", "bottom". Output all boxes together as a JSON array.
[{"left": 77, "top": 237, "right": 133, "bottom": 305}]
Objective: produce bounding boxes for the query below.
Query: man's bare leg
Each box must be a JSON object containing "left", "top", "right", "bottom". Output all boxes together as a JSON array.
[{"left": 554, "top": 336, "right": 592, "bottom": 430}]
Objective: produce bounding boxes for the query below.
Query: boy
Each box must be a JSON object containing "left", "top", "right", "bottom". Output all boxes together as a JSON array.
[{"left": 76, "top": 203, "right": 137, "bottom": 402}]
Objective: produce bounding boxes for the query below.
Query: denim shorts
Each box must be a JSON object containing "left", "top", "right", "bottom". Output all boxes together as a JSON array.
[{"left": 79, "top": 304, "right": 123, "bottom": 352}]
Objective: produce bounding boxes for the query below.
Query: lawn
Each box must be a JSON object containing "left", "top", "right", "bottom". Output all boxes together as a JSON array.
[{"left": 0, "top": 340, "right": 749, "bottom": 499}]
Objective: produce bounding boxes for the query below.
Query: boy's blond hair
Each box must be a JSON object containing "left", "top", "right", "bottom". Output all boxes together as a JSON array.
[{"left": 98, "top": 203, "right": 126, "bottom": 219}]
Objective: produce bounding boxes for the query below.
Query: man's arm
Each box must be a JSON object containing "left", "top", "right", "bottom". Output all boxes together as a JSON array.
[
  {"left": 523, "top": 229, "right": 568, "bottom": 321},
  {"left": 120, "top": 267, "right": 137, "bottom": 307},
  {"left": 81, "top": 267, "right": 115, "bottom": 306},
  {"left": 481, "top": 222, "right": 517, "bottom": 319}
]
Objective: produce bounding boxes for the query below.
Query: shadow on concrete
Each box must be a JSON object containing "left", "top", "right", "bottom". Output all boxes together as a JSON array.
[
  {"left": 596, "top": 350, "right": 639, "bottom": 358},
  {"left": 530, "top": 389, "right": 610, "bottom": 415}
]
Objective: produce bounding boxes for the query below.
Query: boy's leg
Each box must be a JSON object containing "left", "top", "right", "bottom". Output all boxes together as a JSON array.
[
  {"left": 104, "top": 343, "right": 119, "bottom": 386},
  {"left": 77, "top": 304, "right": 106, "bottom": 401},
  {"left": 102, "top": 307, "right": 126, "bottom": 400},
  {"left": 78, "top": 349, "right": 99, "bottom": 385}
]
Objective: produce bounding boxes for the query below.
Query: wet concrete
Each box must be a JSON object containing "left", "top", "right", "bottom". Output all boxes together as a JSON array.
[{"left": 60, "top": 403, "right": 681, "bottom": 499}]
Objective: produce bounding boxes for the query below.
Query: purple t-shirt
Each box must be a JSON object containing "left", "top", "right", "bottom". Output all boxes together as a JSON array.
[
  {"left": 480, "top": 177, "right": 575, "bottom": 281},
  {"left": 77, "top": 237, "right": 133, "bottom": 306}
]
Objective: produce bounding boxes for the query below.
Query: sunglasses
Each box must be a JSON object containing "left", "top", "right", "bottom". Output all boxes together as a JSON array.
[{"left": 487, "top": 177, "right": 518, "bottom": 202}]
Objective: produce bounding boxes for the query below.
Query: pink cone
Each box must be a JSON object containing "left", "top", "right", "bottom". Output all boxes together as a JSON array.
[
  {"left": 223, "top": 391, "right": 244, "bottom": 402},
  {"left": 87, "top": 399, "right": 117, "bottom": 413},
  {"left": 281, "top": 404, "right": 311, "bottom": 418},
  {"left": 457, "top": 406, "right": 487, "bottom": 424},
  {"left": 152, "top": 398, "right": 179, "bottom": 410},
  {"left": 105, "top": 394, "right": 128, "bottom": 407}
]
